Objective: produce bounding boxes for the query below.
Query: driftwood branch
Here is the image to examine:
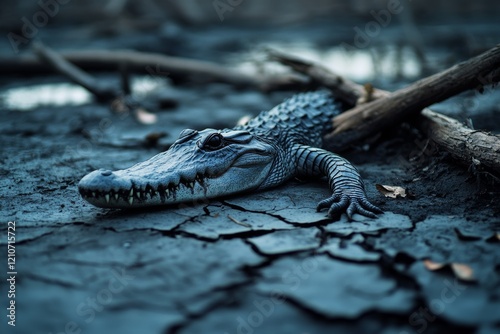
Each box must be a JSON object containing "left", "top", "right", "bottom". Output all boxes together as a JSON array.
[
  {"left": 0, "top": 49, "right": 308, "bottom": 91},
  {"left": 270, "top": 46, "right": 500, "bottom": 174}
]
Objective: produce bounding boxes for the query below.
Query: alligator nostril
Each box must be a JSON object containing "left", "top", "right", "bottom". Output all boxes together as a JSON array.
[{"left": 100, "top": 170, "right": 112, "bottom": 176}]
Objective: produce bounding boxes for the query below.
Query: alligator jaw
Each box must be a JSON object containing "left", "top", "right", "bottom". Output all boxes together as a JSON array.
[
  {"left": 78, "top": 163, "right": 273, "bottom": 209},
  {"left": 78, "top": 171, "right": 209, "bottom": 208}
]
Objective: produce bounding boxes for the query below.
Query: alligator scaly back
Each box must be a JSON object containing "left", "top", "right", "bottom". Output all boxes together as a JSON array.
[{"left": 237, "top": 90, "right": 340, "bottom": 145}]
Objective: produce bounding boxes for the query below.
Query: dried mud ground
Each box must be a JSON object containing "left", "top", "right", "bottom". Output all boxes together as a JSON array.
[{"left": 1, "top": 81, "right": 499, "bottom": 334}]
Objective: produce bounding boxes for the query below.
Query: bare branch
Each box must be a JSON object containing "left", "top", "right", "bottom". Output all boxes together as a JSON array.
[
  {"left": 32, "top": 42, "right": 119, "bottom": 102},
  {"left": 326, "top": 44, "right": 500, "bottom": 150},
  {"left": 268, "top": 48, "right": 388, "bottom": 105},
  {"left": 3, "top": 49, "right": 308, "bottom": 91}
]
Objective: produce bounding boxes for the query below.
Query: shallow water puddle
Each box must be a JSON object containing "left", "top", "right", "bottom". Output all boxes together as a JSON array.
[{"left": 0, "top": 76, "right": 167, "bottom": 111}]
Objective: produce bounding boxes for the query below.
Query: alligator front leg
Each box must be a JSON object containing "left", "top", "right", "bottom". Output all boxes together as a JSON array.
[{"left": 294, "top": 144, "right": 382, "bottom": 220}]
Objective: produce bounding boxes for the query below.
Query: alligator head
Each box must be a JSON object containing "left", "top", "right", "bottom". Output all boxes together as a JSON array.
[{"left": 78, "top": 128, "right": 277, "bottom": 208}]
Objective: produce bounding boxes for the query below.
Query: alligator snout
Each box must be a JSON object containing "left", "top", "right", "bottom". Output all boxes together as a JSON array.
[
  {"left": 78, "top": 169, "right": 130, "bottom": 189},
  {"left": 78, "top": 169, "right": 135, "bottom": 206}
]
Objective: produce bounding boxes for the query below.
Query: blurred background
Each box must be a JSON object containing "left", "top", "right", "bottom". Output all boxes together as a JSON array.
[
  {"left": 2, "top": 0, "right": 500, "bottom": 27},
  {"left": 1, "top": 0, "right": 499, "bottom": 112},
  {"left": 1, "top": 0, "right": 499, "bottom": 69}
]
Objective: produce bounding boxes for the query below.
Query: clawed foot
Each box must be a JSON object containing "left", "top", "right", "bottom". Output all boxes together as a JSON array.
[{"left": 317, "top": 192, "right": 383, "bottom": 220}]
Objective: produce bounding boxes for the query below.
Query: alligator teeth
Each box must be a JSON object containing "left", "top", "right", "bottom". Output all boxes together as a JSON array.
[
  {"left": 128, "top": 196, "right": 134, "bottom": 205},
  {"left": 114, "top": 193, "right": 119, "bottom": 200},
  {"left": 105, "top": 194, "right": 110, "bottom": 203},
  {"left": 92, "top": 192, "right": 96, "bottom": 198},
  {"left": 165, "top": 189, "right": 170, "bottom": 197},
  {"left": 188, "top": 182, "right": 195, "bottom": 188},
  {"left": 195, "top": 174, "right": 205, "bottom": 185}
]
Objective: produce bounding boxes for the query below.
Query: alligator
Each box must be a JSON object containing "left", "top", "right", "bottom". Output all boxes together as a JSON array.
[{"left": 78, "top": 91, "right": 382, "bottom": 219}]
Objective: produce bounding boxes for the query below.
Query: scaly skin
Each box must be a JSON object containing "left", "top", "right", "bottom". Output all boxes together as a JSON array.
[{"left": 78, "top": 91, "right": 382, "bottom": 219}]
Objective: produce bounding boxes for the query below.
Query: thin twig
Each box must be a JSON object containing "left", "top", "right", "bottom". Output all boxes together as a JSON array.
[
  {"left": 227, "top": 215, "right": 252, "bottom": 228},
  {"left": 268, "top": 48, "right": 388, "bottom": 105},
  {"left": 32, "top": 42, "right": 119, "bottom": 102}
]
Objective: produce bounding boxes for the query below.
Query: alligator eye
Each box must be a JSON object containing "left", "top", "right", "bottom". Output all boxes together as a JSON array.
[{"left": 203, "top": 133, "right": 224, "bottom": 150}]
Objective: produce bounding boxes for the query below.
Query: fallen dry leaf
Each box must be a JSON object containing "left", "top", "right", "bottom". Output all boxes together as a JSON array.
[
  {"left": 423, "top": 259, "right": 445, "bottom": 271},
  {"left": 451, "top": 263, "right": 475, "bottom": 282},
  {"left": 424, "top": 260, "right": 476, "bottom": 282},
  {"left": 135, "top": 108, "right": 157, "bottom": 124},
  {"left": 356, "top": 83, "right": 374, "bottom": 104},
  {"left": 236, "top": 115, "right": 252, "bottom": 126},
  {"left": 111, "top": 98, "right": 128, "bottom": 114},
  {"left": 376, "top": 184, "right": 407, "bottom": 198}
]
